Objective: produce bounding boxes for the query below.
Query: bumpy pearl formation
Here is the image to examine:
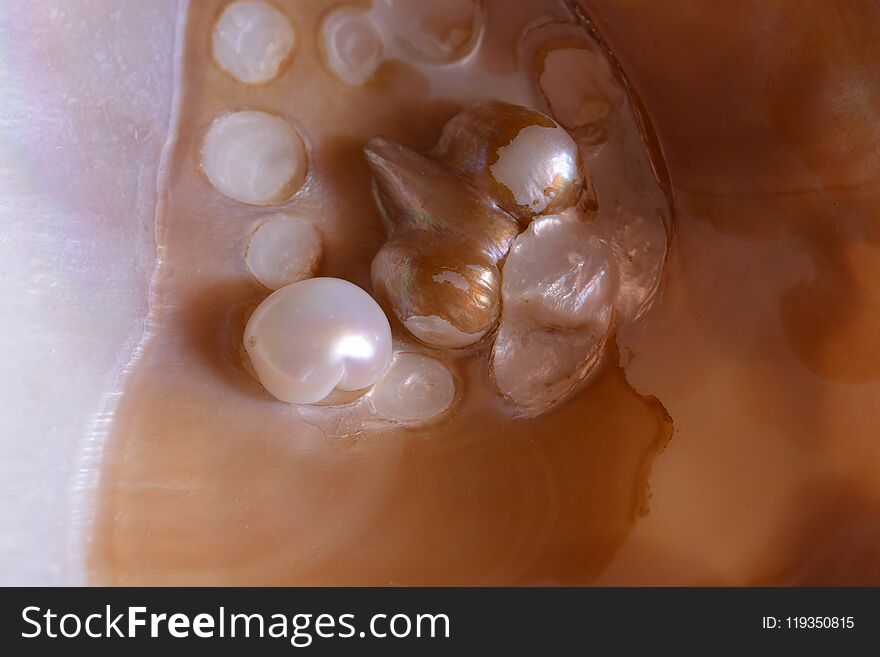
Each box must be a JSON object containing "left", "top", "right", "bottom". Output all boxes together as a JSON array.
[
  {"left": 194, "top": 0, "right": 667, "bottom": 419},
  {"left": 244, "top": 278, "right": 393, "bottom": 405}
]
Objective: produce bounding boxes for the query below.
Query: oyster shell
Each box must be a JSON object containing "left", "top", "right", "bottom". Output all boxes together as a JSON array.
[{"left": 27, "top": 0, "right": 878, "bottom": 588}]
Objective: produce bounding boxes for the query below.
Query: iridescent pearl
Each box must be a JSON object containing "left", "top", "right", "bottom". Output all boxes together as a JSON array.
[
  {"left": 492, "top": 213, "right": 616, "bottom": 412},
  {"left": 488, "top": 122, "right": 580, "bottom": 216},
  {"left": 201, "top": 111, "right": 307, "bottom": 206},
  {"left": 433, "top": 102, "right": 586, "bottom": 222},
  {"left": 244, "top": 278, "right": 392, "bottom": 404},
  {"left": 212, "top": 1, "right": 295, "bottom": 85}
]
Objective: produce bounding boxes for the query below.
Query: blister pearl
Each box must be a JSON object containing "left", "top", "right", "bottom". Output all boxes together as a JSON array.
[
  {"left": 244, "top": 278, "right": 392, "bottom": 404},
  {"left": 212, "top": 1, "right": 295, "bottom": 85},
  {"left": 370, "top": 353, "right": 455, "bottom": 422},
  {"left": 321, "top": 7, "right": 384, "bottom": 86},
  {"left": 377, "top": 0, "right": 480, "bottom": 64},
  {"left": 245, "top": 214, "right": 321, "bottom": 290},
  {"left": 538, "top": 47, "right": 621, "bottom": 135},
  {"left": 202, "top": 111, "right": 307, "bottom": 206}
]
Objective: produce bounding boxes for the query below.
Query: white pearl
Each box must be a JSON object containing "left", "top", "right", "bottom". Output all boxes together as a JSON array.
[
  {"left": 202, "top": 110, "right": 307, "bottom": 206},
  {"left": 370, "top": 353, "right": 455, "bottom": 422},
  {"left": 488, "top": 123, "right": 579, "bottom": 214},
  {"left": 321, "top": 8, "right": 383, "bottom": 86},
  {"left": 244, "top": 278, "right": 392, "bottom": 404},
  {"left": 212, "top": 1, "right": 295, "bottom": 85},
  {"left": 245, "top": 214, "right": 321, "bottom": 290}
]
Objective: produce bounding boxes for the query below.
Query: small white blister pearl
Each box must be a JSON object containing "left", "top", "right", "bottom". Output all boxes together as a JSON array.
[
  {"left": 202, "top": 110, "right": 307, "bottom": 206},
  {"left": 245, "top": 214, "right": 322, "bottom": 290},
  {"left": 212, "top": 1, "right": 296, "bottom": 85},
  {"left": 321, "top": 8, "right": 384, "bottom": 86},
  {"left": 370, "top": 353, "right": 455, "bottom": 422},
  {"left": 244, "top": 278, "right": 392, "bottom": 404}
]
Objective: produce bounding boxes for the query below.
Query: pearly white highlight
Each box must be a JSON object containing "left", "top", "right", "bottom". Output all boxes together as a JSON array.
[
  {"left": 244, "top": 278, "right": 392, "bottom": 404},
  {"left": 202, "top": 111, "right": 307, "bottom": 206},
  {"left": 212, "top": 1, "right": 295, "bottom": 85},
  {"left": 245, "top": 214, "right": 322, "bottom": 290},
  {"left": 502, "top": 215, "right": 616, "bottom": 330},
  {"left": 370, "top": 353, "right": 455, "bottom": 422},
  {"left": 489, "top": 124, "right": 579, "bottom": 214},
  {"left": 403, "top": 315, "right": 487, "bottom": 349},
  {"left": 321, "top": 8, "right": 384, "bottom": 86}
]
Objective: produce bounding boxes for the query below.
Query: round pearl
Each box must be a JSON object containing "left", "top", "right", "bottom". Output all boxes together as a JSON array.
[
  {"left": 244, "top": 278, "right": 392, "bottom": 404},
  {"left": 202, "top": 111, "right": 307, "bottom": 206},
  {"left": 212, "top": 1, "right": 295, "bottom": 85},
  {"left": 245, "top": 214, "right": 321, "bottom": 290},
  {"left": 370, "top": 353, "right": 455, "bottom": 421}
]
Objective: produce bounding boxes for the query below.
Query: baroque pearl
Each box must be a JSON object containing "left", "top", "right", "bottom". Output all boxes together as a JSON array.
[
  {"left": 201, "top": 110, "right": 307, "bottom": 206},
  {"left": 492, "top": 213, "right": 616, "bottom": 412},
  {"left": 212, "top": 1, "right": 295, "bottom": 85},
  {"left": 488, "top": 122, "right": 580, "bottom": 216},
  {"left": 432, "top": 101, "right": 586, "bottom": 222},
  {"left": 244, "top": 278, "right": 392, "bottom": 404},
  {"left": 365, "top": 136, "right": 518, "bottom": 349}
]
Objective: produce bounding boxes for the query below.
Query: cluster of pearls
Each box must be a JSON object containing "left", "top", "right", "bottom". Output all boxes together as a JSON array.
[
  {"left": 365, "top": 100, "right": 646, "bottom": 413},
  {"left": 197, "top": 4, "right": 666, "bottom": 419},
  {"left": 368, "top": 101, "right": 589, "bottom": 357},
  {"left": 202, "top": 3, "right": 457, "bottom": 418}
]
